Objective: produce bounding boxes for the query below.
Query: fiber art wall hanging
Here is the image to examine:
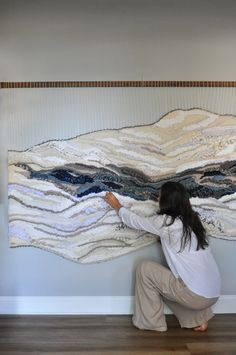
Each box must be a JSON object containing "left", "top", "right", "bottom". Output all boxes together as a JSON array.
[{"left": 8, "top": 107, "right": 236, "bottom": 263}]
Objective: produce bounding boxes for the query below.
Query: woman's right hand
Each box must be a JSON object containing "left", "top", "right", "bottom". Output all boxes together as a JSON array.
[{"left": 105, "top": 192, "right": 122, "bottom": 213}]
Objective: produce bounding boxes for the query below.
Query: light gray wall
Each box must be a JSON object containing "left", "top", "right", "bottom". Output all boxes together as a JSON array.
[
  {"left": 1, "top": 0, "right": 236, "bottom": 81},
  {"left": 0, "top": 0, "right": 236, "bottom": 296}
]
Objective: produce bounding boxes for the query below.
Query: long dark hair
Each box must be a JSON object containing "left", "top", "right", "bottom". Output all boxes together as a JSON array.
[{"left": 158, "top": 181, "right": 208, "bottom": 251}]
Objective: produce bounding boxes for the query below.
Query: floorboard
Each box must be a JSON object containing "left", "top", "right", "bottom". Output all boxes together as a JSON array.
[{"left": 0, "top": 314, "right": 235, "bottom": 354}]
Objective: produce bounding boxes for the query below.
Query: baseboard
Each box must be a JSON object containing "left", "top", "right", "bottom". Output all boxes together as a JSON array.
[{"left": 0, "top": 295, "right": 235, "bottom": 315}]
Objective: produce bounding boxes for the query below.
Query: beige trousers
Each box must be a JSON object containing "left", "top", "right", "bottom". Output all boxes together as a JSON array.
[{"left": 132, "top": 260, "right": 218, "bottom": 332}]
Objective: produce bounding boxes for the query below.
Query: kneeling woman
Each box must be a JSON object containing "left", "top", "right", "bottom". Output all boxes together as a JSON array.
[{"left": 105, "top": 182, "right": 221, "bottom": 332}]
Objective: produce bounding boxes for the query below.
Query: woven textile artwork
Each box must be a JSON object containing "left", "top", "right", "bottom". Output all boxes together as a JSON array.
[{"left": 8, "top": 109, "right": 236, "bottom": 263}]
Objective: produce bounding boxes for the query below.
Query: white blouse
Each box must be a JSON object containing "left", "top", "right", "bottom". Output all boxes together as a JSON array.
[{"left": 119, "top": 207, "right": 221, "bottom": 298}]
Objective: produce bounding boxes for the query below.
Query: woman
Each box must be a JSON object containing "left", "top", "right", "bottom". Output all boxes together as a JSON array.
[{"left": 105, "top": 182, "right": 221, "bottom": 332}]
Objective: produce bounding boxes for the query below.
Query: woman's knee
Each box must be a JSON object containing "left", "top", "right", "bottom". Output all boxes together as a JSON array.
[{"left": 136, "top": 260, "right": 153, "bottom": 279}]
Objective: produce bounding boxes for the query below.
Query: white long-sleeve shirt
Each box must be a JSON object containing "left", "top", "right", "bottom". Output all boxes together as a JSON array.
[{"left": 119, "top": 207, "right": 221, "bottom": 298}]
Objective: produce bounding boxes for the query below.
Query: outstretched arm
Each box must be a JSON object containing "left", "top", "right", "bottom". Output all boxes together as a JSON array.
[{"left": 105, "top": 192, "right": 163, "bottom": 237}]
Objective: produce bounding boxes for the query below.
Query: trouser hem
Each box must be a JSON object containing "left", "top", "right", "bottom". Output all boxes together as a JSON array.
[
  {"left": 179, "top": 312, "right": 215, "bottom": 329},
  {"left": 132, "top": 318, "right": 167, "bottom": 332}
]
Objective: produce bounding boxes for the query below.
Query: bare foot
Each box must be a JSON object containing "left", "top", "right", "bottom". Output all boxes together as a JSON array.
[{"left": 194, "top": 322, "right": 208, "bottom": 332}]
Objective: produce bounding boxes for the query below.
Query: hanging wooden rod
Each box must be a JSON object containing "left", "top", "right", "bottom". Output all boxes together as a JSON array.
[{"left": 1, "top": 81, "right": 236, "bottom": 89}]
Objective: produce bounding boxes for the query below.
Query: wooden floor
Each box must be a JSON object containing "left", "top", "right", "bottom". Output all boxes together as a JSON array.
[{"left": 0, "top": 314, "right": 235, "bottom": 354}]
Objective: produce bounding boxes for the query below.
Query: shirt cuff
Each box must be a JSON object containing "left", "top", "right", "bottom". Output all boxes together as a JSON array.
[{"left": 118, "top": 206, "right": 126, "bottom": 217}]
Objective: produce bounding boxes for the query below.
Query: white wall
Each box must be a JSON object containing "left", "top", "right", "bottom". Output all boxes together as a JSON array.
[
  {"left": 1, "top": 0, "right": 236, "bottom": 298},
  {"left": 1, "top": 0, "right": 236, "bottom": 81}
]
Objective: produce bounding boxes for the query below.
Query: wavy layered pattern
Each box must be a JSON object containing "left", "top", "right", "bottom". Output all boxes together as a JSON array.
[{"left": 8, "top": 109, "right": 236, "bottom": 263}]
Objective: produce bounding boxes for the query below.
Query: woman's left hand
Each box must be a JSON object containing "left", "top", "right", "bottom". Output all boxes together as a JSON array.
[{"left": 105, "top": 192, "right": 122, "bottom": 212}]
